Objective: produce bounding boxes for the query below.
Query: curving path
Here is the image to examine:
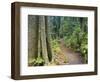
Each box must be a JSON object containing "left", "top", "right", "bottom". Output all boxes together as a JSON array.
[{"left": 59, "top": 40, "right": 84, "bottom": 64}]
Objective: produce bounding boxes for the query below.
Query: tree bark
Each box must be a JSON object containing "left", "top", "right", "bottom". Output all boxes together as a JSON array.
[
  {"left": 39, "top": 16, "right": 49, "bottom": 65},
  {"left": 45, "top": 16, "right": 53, "bottom": 62},
  {"left": 28, "top": 15, "right": 39, "bottom": 62},
  {"left": 38, "top": 16, "right": 41, "bottom": 57}
]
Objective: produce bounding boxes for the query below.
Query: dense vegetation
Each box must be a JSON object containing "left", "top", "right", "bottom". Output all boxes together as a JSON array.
[{"left": 28, "top": 15, "right": 88, "bottom": 66}]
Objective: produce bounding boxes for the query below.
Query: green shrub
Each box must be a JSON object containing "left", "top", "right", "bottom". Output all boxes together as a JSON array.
[{"left": 33, "top": 57, "right": 45, "bottom": 66}]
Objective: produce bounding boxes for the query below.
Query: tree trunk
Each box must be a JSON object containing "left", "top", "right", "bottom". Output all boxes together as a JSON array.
[
  {"left": 45, "top": 16, "right": 53, "bottom": 62},
  {"left": 80, "top": 18, "right": 84, "bottom": 31},
  {"left": 38, "top": 16, "right": 41, "bottom": 57},
  {"left": 39, "top": 16, "right": 49, "bottom": 65},
  {"left": 28, "top": 15, "right": 39, "bottom": 64}
]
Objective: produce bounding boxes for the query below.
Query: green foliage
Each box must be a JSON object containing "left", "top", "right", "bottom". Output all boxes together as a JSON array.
[
  {"left": 59, "top": 20, "right": 69, "bottom": 37},
  {"left": 80, "top": 33, "right": 88, "bottom": 63},
  {"left": 29, "top": 57, "right": 45, "bottom": 66},
  {"left": 63, "top": 27, "right": 80, "bottom": 49},
  {"left": 34, "top": 57, "right": 45, "bottom": 66},
  {"left": 51, "top": 39, "right": 60, "bottom": 52}
]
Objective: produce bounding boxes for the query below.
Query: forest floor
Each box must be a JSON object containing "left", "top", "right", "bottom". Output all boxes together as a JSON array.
[{"left": 59, "top": 39, "right": 84, "bottom": 65}]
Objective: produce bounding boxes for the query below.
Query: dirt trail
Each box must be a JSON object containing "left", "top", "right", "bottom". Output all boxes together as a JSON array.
[{"left": 59, "top": 40, "right": 84, "bottom": 64}]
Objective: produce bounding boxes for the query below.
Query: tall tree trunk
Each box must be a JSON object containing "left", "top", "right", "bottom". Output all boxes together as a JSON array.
[
  {"left": 28, "top": 15, "right": 39, "bottom": 65},
  {"left": 36, "top": 16, "right": 40, "bottom": 58},
  {"left": 45, "top": 16, "right": 53, "bottom": 62},
  {"left": 38, "top": 16, "right": 41, "bottom": 58},
  {"left": 39, "top": 16, "right": 49, "bottom": 65}
]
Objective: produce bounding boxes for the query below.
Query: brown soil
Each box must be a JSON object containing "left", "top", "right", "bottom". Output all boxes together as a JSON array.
[{"left": 59, "top": 39, "right": 84, "bottom": 65}]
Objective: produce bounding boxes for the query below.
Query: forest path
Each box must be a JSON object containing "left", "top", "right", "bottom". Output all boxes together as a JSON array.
[{"left": 59, "top": 39, "right": 84, "bottom": 64}]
